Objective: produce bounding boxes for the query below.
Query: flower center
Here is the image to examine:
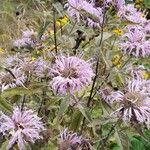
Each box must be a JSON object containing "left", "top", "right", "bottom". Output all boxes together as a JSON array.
[
  {"left": 15, "top": 122, "right": 24, "bottom": 130},
  {"left": 62, "top": 68, "right": 78, "bottom": 79},
  {"left": 123, "top": 91, "right": 143, "bottom": 107}
]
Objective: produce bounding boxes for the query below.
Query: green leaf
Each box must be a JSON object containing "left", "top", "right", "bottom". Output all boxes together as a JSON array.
[
  {"left": 129, "top": 136, "right": 144, "bottom": 150},
  {"left": 144, "top": 0, "right": 150, "bottom": 8},
  {"left": 56, "top": 96, "right": 70, "bottom": 123},
  {"left": 77, "top": 104, "right": 92, "bottom": 123},
  {"left": 1, "top": 84, "right": 44, "bottom": 98},
  {"left": 0, "top": 140, "right": 9, "bottom": 150},
  {"left": 114, "top": 129, "right": 130, "bottom": 150},
  {"left": 0, "top": 96, "right": 12, "bottom": 112},
  {"left": 70, "top": 110, "right": 83, "bottom": 131}
]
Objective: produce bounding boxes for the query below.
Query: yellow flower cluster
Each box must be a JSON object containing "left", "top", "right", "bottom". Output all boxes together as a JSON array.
[
  {"left": 112, "top": 29, "right": 123, "bottom": 36},
  {"left": 56, "top": 16, "right": 69, "bottom": 27},
  {"left": 112, "top": 54, "right": 122, "bottom": 68},
  {"left": 142, "top": 71, "right": 150, "bottom": 79},
  {"left": 0, "top": 48, "right": 4, "bottom": 54}
]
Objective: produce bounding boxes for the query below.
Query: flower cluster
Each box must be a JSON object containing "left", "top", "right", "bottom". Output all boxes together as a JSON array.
[
  {"left": 65, "top": 0, "right": 125, "bottom": 28},
  {"left": 0, "top": 67, "right": 26, "bottom": 92},
  {"left": 119, "top": 25, "right": 150, "bottom": 57},
  {"left": 0, "top": 107, "right": 45, "bottom": 150},
  {"left": 58, "top": 128, "right": 92, "bottom": 150},
  {"left": 109, "top": 79, "right": 150, "bottom": 128},
  {"left": 118, "top": 4, "right": 146, "bottom": 24},
  {"left": 50, "top": 55, "right": 94, "bottom": 94},
  {"left": 13, "top": 29, "right": 37, "bottom": 48}
]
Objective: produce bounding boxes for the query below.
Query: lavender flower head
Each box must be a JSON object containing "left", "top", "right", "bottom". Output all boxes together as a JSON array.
[
  {"left": 65, "top": 0, "right": 104, "bottom": 27},
  {"left": 58, "top": 128, "right": 82, "bottom": 150},
  {"left": 119, "top": 25, "right": 150, "bottom": 57},
  {"left": 0, "top": 107, "right": 45, "bottom": 150},
  {"left": 34, "top": 57, "right": 51, "bottom": 79},
  {"left": 13, "top": 29, "right": 37, "bottom": 48},
  {"left": 118, "top": 4, "right": 146, "bottom": 24},
  {"left": 0, "top": 67, "right": 26, "bottom": 92},
  {"left": 99, "top": 87, "right": 114, "bottom": 104},
  {"left": 58, "top": 128, "right": 92, "bottom": 150},
  {"left": 50, "top": 55, "right": 94, "bottom": 94},
  {"left": 65, "top": 0, "right": 83, "bottom": 22},
  {"left": 110, "top": 79, "right": 150, "bottom": 128}
]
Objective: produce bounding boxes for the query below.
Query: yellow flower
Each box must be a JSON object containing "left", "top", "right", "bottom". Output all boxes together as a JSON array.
[
  {"left": 112, "top": 54, "right": 122, "bottom": 68},
  {"left": 112, "top": 29, "right": 123, "bottom": 36},
  {"left": 142, "top": 71, "right": 150, "bottom": 79},
  {"left": 0, "top": 48, "right": 4, "bottom": 54},
  {"left": 56, "top": 16, "right": 69, "bottom": 27},
  {"left": 31, "top": 57, "right": 36, "bottom": 61}
]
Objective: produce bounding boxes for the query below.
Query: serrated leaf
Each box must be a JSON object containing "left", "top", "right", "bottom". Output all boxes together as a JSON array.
[
  {"left": 0, "top": 96, "right": 12, "bottom": 112},
  {"left": 56, "top": 96, "right": 70, "bottom": 122},
  {"left": 114, "top": 129, "right": 130, "bottom": 150},
  {"left": 1, "top": 84, "right": 44, "bottom": 98},
  {"left": 77, "top": 104, "right": 92, "bottom": 123},
  {"left": 70, "top": 110, "right": 83, "bottom": 131}
]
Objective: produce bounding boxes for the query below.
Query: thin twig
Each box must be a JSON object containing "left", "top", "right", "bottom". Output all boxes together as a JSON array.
[{"left": 53, "top": 8, "right": 57, "bottom": 54}]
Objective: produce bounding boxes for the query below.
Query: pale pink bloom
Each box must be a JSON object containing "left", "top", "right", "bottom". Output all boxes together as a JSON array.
[
  {"left": 118, "top": 4, "right": 146, "bottom": 24},
  {"left": 65, "top": 0, "right": 104, "bottom": 27},
  {"left": 65, "top": 0, "right": 83, "bottom": 22},
  {"left": 119, "top": 25, "right": 150, "bottom": 57},
  {"left": 99, "top": 88, "right": 119, "bottom": 104},
  {"left": 58, "top": 128, "right": 82, "bottom": 149},
  {"left": 112, "top": 0, "right": 125, "bottom": 10},
  {"left": 50, "top": 56, "right": 94, "bottom": 94},
  {"left": 19, "top": 57, "right": 36, "bottom": 75},
  {"left": 13, "top": 29, "right": 37, "bottom": 48},
  {"left": 0, "top": 107, "right": 45, "bottom": 150},
  {"left": 111, "top": 79, "right": 150, "bottom": 128},
  {"left": 104, "top": 0, "right": 125, "bottom": 10},
  {"left": 34, "top": 58, "right": 51, "bottom": 79},
  {"left": 143, "top": 21, "right": 150, "bottom": 34},
  {"left": 58, "top": 128, "right": 92, "bottom": 150},
  {"left": 0, "top": 67, "right": 26, "bottom": 92},
  {"left": 22, "top": 29, "right": 37, "bottom": 38},
  {"left": 126, "top": 64, "right": 148, "bottom": 79}
]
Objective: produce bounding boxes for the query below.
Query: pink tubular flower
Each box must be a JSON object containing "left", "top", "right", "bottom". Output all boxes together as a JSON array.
[
  {"left": 0, "top": 67, "right": 26, "bottom": 92},
  {"left": 58, "top": 128, "right": 92, "bottom": 150},
  {"left": 50, "top": 56, "right": 94, "bottom": 94},
  {"left": 110, "top": 79, "right": 150, "bottom": 128},
  {"left": 13, "top": 29, "right": 37, "bottom": 48},
  {"left": 58, "top": 128, "right": 82, "bottom": 149},
  {"left": 34, "top": 57, "right": 50, "bottom": 79},
  {"left": 118, "top": 4, "right": 146, "bottom": 24},
  {"left": 65, "top": 0, "right": 104, "bottom": 27},
  {"left": 65, "top": 0, "right": 83, "bottom": 22},
  {"left": 119, "top": 25, "right": 150, "bottom": 58},
  {"left": 0, "top": 107, "right": 45, "bottom": 150}
]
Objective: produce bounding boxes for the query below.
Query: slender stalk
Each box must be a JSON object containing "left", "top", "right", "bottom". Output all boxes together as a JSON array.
[
  {"left": 21, "top": 94, "right": 26, "bottom": 111},
  {"left": 80, "top": 10, "right": 106, "bottom": 133},
  {"left": 53, "top": 8, "right": 57, "bottom": 54}
]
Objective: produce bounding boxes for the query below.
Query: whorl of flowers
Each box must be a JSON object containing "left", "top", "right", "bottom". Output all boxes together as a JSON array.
[
  {"left": 126, "top": 64, "right": 149, "bottom": 80},
  {"left": 58, "top": 128, "right": 92, "bottom": 150},
  {"left": 118, "top": 4, "right": 146, "bottom": 24},
  {"left": 50, "top": 55, "right": 94, "bottom": 94},
  {"left": 34, "top": 57, "right": 51, "bottom": 79},
  {"left": 110, "top": 79, "right": 150, "bottom": 128},
  {"left": 0, "top": 67, "right": 26, "bottom": 92},
  {"left": 119, "top": 25, "right": 150, "bottom": 58},
  {"left": 13, "top": 29, "right": 37, "bottom": 48},
  {"left": 0, "top": 107, "right": 45, "bottom": 150},
  {"left": 65, "top": 0, "right": 104, "bottom": 27},
  {"left": 5, "top": 55, "right": 37, "bottom": 76},
  {"left": 104, "top": 0, "right": 125, "bottom": 10}
]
